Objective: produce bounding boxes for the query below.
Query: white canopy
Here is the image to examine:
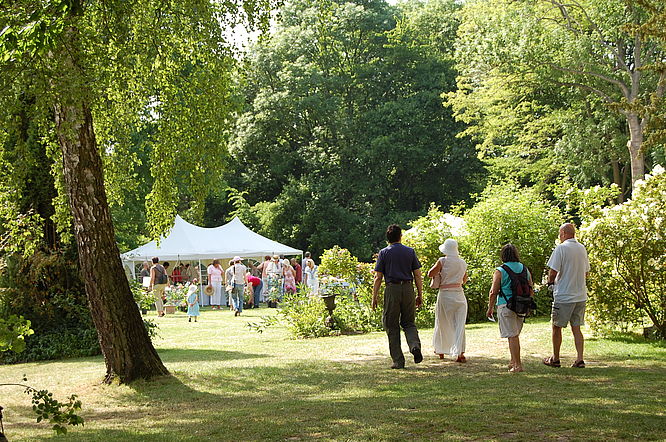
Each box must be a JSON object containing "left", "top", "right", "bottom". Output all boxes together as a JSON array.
[{"left": 121, "top": 215, "right": 302, "bottom": 262}]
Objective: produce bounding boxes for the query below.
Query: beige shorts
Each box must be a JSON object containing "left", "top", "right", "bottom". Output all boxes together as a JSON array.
[
  {"left": 551, "top": 301, "right": 586, "bottom": 328},
  {"left": 498, "top": 304, "right": 523, "bottom": 338}
]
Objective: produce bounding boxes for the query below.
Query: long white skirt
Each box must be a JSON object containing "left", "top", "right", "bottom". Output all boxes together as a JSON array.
[
  {"left": 210, "top": 281, "right": 223, "bottom": 306},
  {"left": 432, "top": 289, "right": 467, "bottom": 357}
]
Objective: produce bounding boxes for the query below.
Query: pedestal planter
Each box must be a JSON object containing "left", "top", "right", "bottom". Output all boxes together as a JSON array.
[{"left": 164, "top": 305, "right": 177, "bottom": 314}]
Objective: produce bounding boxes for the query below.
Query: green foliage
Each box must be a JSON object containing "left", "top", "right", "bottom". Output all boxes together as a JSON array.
[
  {"left": 279, "top": 291, "right": 332, "bottom": 339},
  {"left": 227, "top": 0, "right": 483, "bottom": 259},
  {"left": 447, "top": 0, "right": 666, "bottom": 192},
  {"left": 0, "top": 251, "right": 99, "bottom": 362},
  {"left": 0, "top": 314, "right": 33, "bottom": 353},
  {"left": 131, "top": 280, "right": 154, "bottom": 311},
  {"left": 0, "top": 327, "right": 99, "bottom": 364},
  {"left": 319, "top": 246, "right": 360, "bottom": 281},
  {"left": 457, "top": 184, "right": 562, "bottom": 320},
  {"left": 0, "top": 376, "right": 84, "bottom": 435},
  {"left": 580, "top": 166, "right": 666, "bottom": 338}
]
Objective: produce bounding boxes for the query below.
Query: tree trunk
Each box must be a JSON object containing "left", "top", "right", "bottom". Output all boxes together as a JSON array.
[
  {"left": 53, "top": 99, "right": 169, "bottom": 384},
  {"left": 627, "top": 114, "right": 645, "bottom": 188}
]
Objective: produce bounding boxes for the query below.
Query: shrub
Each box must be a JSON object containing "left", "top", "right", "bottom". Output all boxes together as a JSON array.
[
  {"left": 580, "top": 166, "right": 666, "bottom": 338},
  {"left": 0, "top": 251, "right": 100, "bottom": 362},
  {"left": 279, "top": 290, "right": 332, "bottom": 338},
  {"left": 457, "top": 184, "right": 561, "bottom": 320}
]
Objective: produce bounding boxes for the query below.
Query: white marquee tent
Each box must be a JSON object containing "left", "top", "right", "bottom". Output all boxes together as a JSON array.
[{"left": 121, "top": 215, "right": 302, "bottom": 265}]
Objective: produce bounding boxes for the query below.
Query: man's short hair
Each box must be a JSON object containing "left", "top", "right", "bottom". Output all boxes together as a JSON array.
[
  {"left": 163, "top": 262, "right": 170, "bottom": 268},
  {"left": 500, "top": 243, "right": 520, "bottom": 263},
  {"left": 305, "top": 251, "right": 311, "bottom": 258},
  {"left": 152, "top": 257, "right": 159, "bottom": 264},
  {"left": 560, "top": 223, "right": 576, "bottom": 237},
  {"left": 386, "top": 224, "right": 402, "bottom": 243}
]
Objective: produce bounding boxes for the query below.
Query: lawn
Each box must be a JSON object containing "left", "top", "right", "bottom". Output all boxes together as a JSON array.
[{"left": 1, "top": 308, "right": 665, "bottom": 441}]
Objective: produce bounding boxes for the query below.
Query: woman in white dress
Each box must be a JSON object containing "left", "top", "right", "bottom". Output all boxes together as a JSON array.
[
  {"left": 428, "top": 239, "right": 469, "bottom": 362},
  {"left": 303, "top": 258, "right": 319, "bottom": 295},
  {"left": 207, "top": 259, "right": 224, "bottom": 310}
]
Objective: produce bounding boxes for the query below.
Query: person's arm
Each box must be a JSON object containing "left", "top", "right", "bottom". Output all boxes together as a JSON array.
[
  {"left": 547, "top": 269, "right": 558, "bottom": 285},
  {"left": 150, "top": 267, "right": 156, "bottom": 290},
  {"left": 427, "top": 259, "right": 442, "bottom": 278},
  {"left": 413, "top": 269, "right": 423, "bottom": 308},
  {"left": 462, "top": 271, "right": 469, "bottom": 285},
  {"left": 372, "top": 271, "right": 383, "bottom": 310},
  {"left": 487, "top": 270, "right": 501, "bottom": 318}
]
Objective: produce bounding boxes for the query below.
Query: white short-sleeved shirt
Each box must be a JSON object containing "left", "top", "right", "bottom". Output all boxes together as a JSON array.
[
  {"left": 547, "top": 238, "right": 590, "bottom": 303},
  {"left": 232, "top": 263, "right": 247, "bottom": 284}
]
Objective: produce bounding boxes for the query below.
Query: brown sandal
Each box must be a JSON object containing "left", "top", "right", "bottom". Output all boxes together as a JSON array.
[
  {"left": 571, "top": 360, "right": 585, "bottom": 368},
  {"left": 543, "top": 356, "right": 561, "bottom": 368}
]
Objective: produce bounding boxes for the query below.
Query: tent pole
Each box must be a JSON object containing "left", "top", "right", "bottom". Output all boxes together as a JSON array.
[{"left": 198, "top": 259, "right": 204, "bottom": 307}]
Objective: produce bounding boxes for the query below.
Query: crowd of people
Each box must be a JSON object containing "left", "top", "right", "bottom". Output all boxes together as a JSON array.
[
  {"left": 373, "top": 222, "right": 589, "bottom": 372},
  {"left": 141, "top": 221, "right": 588, "bottom": 372},
  {"left": 141, "top": 252, "right": 320, "bottom": 319}
]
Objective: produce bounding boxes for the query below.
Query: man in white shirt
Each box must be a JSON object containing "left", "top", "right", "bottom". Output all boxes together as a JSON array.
[
  {"left": 543, "top": 223, "right": 590, "bottom": 369},
  {"left": 231, "top": 256, "right": 247, "bottom": 316}
]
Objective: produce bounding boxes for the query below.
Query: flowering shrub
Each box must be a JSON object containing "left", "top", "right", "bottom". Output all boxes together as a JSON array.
[{"left": 580, "top": 166, "right": 666, "bottom": 338}]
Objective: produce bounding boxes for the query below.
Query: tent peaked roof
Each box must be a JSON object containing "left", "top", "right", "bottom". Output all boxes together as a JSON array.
[{"left": 121, "top": 215, "right": 302, "bottom": 262}]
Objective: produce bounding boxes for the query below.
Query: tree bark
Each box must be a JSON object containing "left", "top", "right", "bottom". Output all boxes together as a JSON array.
[
  {"left": 53, "top": 99, "right": 169, "bottom": 383},
  {"left": 626, "top": 113, "right": 645, "bottom": 186}
]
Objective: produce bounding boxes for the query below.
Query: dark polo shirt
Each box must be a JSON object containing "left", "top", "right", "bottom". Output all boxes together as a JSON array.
[{"left": 374, "top": 243, "right": 421, "bottom": 284}]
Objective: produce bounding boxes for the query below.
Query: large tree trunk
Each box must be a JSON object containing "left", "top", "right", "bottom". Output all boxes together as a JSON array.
[
  {"left": 53, "top": 98, "right": 169, "bottom": 384},
  {"left": 627, "top": 114, "right": 645, "bottom": 187}
]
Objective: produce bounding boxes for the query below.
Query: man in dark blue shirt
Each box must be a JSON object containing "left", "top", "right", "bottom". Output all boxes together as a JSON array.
[{"left": 372, "top": 224, "right": 423, "bottom": 369}]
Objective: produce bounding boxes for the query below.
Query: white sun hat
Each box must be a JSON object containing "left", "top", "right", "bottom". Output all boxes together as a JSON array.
[{"left": 438, "top": 238, "right": 460, "bottom": 257}]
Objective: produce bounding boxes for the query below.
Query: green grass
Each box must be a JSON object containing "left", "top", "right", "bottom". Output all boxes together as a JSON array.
[{"left": 1, "top": 308, "right": 665, "bottom": 441}]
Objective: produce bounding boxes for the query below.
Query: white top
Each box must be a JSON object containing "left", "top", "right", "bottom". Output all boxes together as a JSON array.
[
  {"left": 232, "top": 263, "right": 247, "bottom": 284},
  {"left": 438, "top": 256, "right": 467, "bottom": 287},
  {"left": 547, "top": 238, "right": 590, "bottom": 303},
  {"left": 267, "top": 260, "right": 283, "bottom": 276},
  {"left": 304, "top": 265, "right": 318, "bottom": 283}
]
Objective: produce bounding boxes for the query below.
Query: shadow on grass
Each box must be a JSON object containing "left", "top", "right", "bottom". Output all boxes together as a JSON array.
[
  {"left": 157, "top": 348, "right": 270, "bottom": 363},
  {"left": 589, "top": 331, "right": 666, "bottom": 348},
  {"left": 37, "top": 354, "right": 666, "bottom": 441}
]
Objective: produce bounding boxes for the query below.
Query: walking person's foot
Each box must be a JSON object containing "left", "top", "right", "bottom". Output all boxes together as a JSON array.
[
  {"left": 411, "top": 347, "right": 423, "bottom": 364},
  {"left": 390, "top": 362, "right": 405, "bottom": 369},
  {"left": 543, "top": 356, "right": 561, "bottom": 368},
  {"left": 571, "top": 360, "right": 585, "bottom": 368}
]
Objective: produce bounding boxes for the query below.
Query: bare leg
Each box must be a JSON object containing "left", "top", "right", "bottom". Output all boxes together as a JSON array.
[
  {"left": 508, "top": 336, "right": 522, "bottom": 371},
  {"left": 571, "top": 325, "right": 584, "bottom": 362},
  {"left": 552, "top": 325, "right": 563, "bottom": 361}
]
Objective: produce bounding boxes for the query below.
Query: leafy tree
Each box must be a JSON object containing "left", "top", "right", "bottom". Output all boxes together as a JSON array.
[
  {"left": 448, "top": 0, "right": 666, "bottom": 191},
  {"left": 0, "top": 0, "right": 276, "bottom": 383},
  {"left": 580, "top": 165, "right": 666, "bottom": 338},
  {"left": 228, "top": 0, "right": 483, "bottom": 259}
]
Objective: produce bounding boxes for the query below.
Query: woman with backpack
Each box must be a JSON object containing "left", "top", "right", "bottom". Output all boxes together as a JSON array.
[
  {"left": 487, "top": 243, "right": 533, "bottom": 373},
  {"left": 427, "top": 239, "right": 469, "bottom": 363}
]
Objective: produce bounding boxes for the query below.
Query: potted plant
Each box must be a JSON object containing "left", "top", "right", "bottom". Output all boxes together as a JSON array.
[
  {"left": 164, "top": 284, "right": 187, "bottom": 314},
  {"left": 267, "top": 287, "right": 280, "bottom": 308}
]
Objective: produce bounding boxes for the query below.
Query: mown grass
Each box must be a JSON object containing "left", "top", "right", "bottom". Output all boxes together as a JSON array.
[{"left": 1, "top": 308, "right": 664, "bottom": 441}]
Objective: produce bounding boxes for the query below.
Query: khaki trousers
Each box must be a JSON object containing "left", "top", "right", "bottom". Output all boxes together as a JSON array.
[
  {"left": 153, "top": 283, "right": 166, "bottom": 313},
  {"left": 383, "top": 282, "right": 421, "bottom": 365}
]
